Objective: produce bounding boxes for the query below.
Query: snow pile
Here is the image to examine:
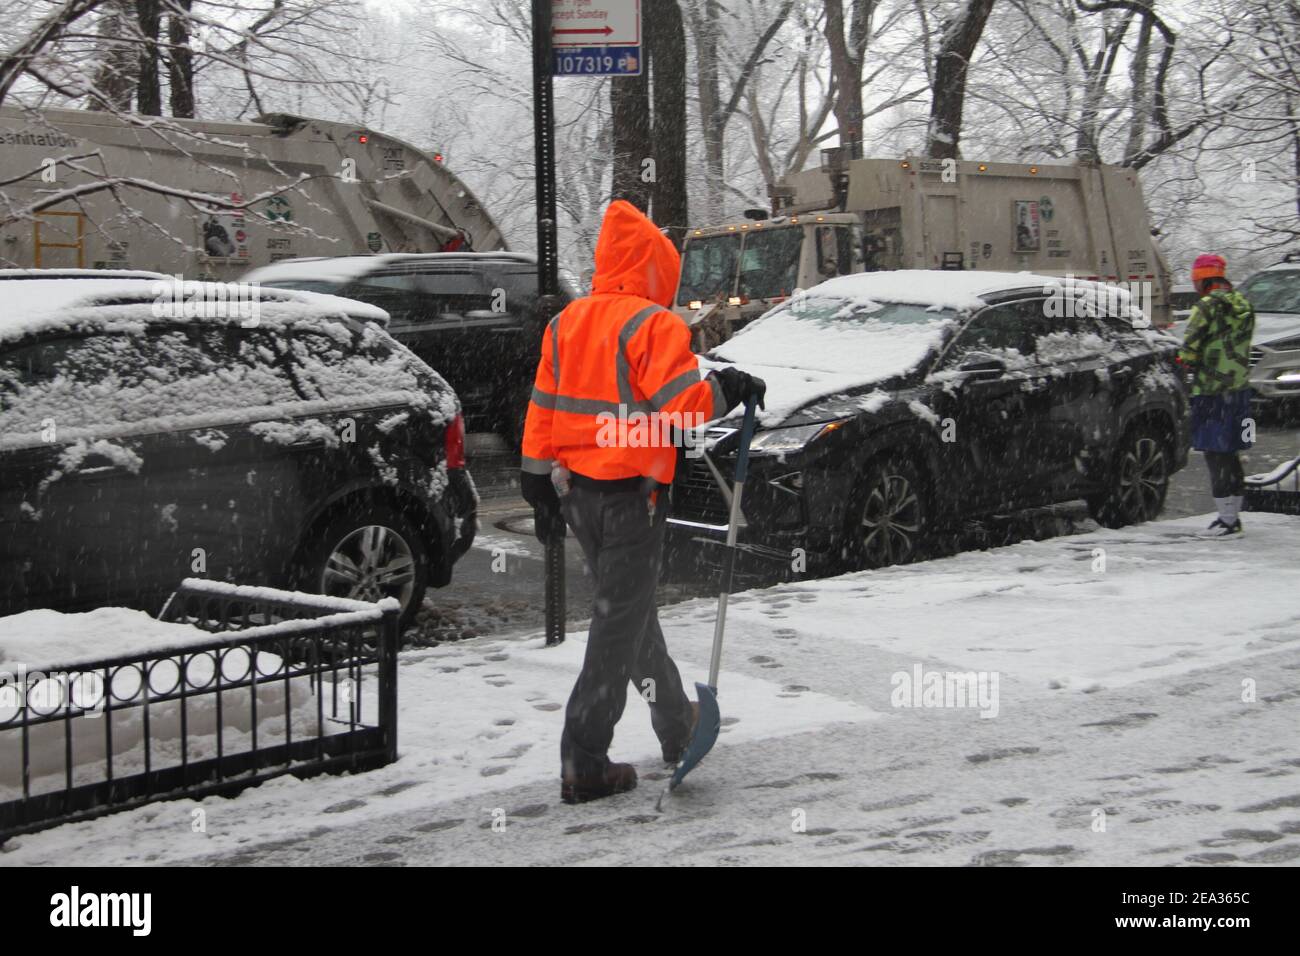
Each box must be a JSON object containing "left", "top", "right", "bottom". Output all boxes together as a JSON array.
[{"left": 0, "top": 606, "right": 209, "bottom": 669}]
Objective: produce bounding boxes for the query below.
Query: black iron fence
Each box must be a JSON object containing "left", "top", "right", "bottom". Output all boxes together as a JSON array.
[{"left": 0, "top": 578, "right": 399, "bottom": 841}]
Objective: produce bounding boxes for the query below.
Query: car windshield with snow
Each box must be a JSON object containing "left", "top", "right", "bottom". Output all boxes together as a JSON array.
[
  {"left": 0, "top": 278, "right": 477, "bottom": 626},
  {"left": 669, "top": 270, "right": 1190, "bottom": 573}
]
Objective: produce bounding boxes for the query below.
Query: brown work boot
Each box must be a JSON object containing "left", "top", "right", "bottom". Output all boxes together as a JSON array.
[
  {"left": 661, "top": 701, "right": 700, "bottom": 765},
  {"left": 561, "top": 762, "right": 638, "bottom": 804}
]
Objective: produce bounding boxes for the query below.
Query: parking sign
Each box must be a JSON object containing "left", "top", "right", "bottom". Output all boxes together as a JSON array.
[{"left": 551, "top": 0, "right": 642, "bottom": 76}]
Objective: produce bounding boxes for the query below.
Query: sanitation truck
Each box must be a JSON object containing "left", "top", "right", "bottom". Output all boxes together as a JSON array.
[
  {"left": 676, "top": 154, "right": 1172, "bottom": 347},
  {"left": 0, "top": 106, "right": 505, "bottom": 277}
]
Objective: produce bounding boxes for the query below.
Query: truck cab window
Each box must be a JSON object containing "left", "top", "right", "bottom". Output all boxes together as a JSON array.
[
  {"left": 677, "top": 234, "right": 741, "bottom": 306},
  {"left": 737, "top": 227, "right": 802, "bottom": 300}
]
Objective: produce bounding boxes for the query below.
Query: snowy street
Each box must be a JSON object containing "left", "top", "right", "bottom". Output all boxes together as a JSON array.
[{"left": 5, "top": 511, "right": 1298, "bottom": 867}]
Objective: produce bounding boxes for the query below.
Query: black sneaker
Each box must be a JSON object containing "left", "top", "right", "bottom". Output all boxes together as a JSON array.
[{"left": 1198, "top": 518, "right": 1243, "bottom": 538}]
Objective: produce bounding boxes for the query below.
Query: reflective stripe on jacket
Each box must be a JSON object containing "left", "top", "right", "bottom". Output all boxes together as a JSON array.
[{"left": 521, "top": 201, "right": 728, "bottom": 484}]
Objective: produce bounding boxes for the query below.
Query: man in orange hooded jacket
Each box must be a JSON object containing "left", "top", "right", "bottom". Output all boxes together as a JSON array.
[{"left": 521, "top": 201, "right": 764, "bottom": 804}]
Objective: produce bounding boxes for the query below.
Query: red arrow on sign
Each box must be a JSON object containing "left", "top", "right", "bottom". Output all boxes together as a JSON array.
[{"left": 554, "top": 26, "right": 614, "bottom": 35}]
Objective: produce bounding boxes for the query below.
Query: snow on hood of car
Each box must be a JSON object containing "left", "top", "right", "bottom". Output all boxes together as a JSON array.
[{"left": 706, "top": 286, "right": 965, "bottom": 424}]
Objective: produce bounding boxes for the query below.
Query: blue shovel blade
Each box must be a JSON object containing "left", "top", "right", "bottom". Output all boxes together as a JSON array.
[{"left": 668, "top": 682, "right": 721, "bottom": 790}]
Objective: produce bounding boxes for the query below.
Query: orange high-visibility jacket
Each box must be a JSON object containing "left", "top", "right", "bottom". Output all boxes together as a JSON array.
[{"left": 521, "top": 201, "right": 727, "bottom": 485}]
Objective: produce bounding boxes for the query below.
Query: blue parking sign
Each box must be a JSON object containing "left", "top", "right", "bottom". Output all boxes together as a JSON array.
[{"left": 553, "top": 45, "right": 642, "bottom": 77}]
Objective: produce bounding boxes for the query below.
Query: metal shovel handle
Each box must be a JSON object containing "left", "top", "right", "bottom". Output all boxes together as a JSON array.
[{"left": 707, "top": 393, "right": 760, "bottom": 688}]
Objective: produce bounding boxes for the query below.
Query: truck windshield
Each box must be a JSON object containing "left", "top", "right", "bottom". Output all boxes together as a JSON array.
[
  {"left": 677, "top": 234, "right": 740, "bottom": 305},
  {"left": 737, "top": 227, "right": 803, "bottom": 300},
  {"left": 1239, "top": 268, "right": 1300, "bottom": 314}
]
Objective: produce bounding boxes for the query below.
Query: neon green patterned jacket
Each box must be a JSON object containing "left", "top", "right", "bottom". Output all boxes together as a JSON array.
[{"left": 1178, "top": 290, "right": 1256, "bottom": 396}]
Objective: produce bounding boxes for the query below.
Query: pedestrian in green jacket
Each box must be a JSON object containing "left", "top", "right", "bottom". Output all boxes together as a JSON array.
[{"left": 1178, "top": 253, "right": 1256, "bottom": 536}]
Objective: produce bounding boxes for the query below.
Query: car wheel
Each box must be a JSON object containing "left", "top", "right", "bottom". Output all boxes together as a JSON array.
[
  {"left": 299, "top": 504, "right": 429, "bottom": 628},
  {"left": 1088, "top": 426, "right": 1170, "bottom": 528},
  {"left": 845, "top": 456, "right": 928, "bottom": 570}
]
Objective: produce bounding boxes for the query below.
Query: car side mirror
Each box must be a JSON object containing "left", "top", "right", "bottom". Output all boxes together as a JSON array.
[{"left": 958, "top": 353, "right": 1007, "bottom": 379}]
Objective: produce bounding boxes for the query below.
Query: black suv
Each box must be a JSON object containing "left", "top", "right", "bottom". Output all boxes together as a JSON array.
[
  {"left": 0, "top": 278, "right": 476, "bottom": 625},
  {"left": 669, "top": 270, "right": 1189, "bottom": 573},
  {"left": 243, "top": 253, "right": 576, "bottom": 445}
]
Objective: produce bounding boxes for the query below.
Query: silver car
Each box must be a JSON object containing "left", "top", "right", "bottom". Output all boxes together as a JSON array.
[{"left": 1240, "top": 258, "right": 1300, "bottom": 406}]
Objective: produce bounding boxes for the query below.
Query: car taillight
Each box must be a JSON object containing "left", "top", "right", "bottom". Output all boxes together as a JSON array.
[{"left": 445, "top": 413, "right": 466, "bottom": 468}]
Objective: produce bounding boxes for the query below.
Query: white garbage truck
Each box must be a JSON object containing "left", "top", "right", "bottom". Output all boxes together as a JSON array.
[
  {"left": 0, "top": 106, "right": 506, "bottom": 277},
  {"left": 676, "top": 154, "right": 1173, "bottom": 346}
]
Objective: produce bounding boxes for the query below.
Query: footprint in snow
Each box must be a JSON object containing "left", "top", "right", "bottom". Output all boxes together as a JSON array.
[
  {"left": 533, "top": 702, "right": 562, "bottom": 712},
  {"left": 411, "top": 819, "right": 463, "bottom": 833},
  {"left": 490, "top": 743, "right": 533, "bottom": 760},
  {"left": 1080, "top": 712, "right": 1158, "bottom": 729},
  {"left": 375, "top": 780, "right": 421, "bottom": 797},
  {"left": 965, "top": 746, "right": 1040, "bottom": 764},
  {"left": 322, "top": 798, "right": 366, "bottom": 814}
]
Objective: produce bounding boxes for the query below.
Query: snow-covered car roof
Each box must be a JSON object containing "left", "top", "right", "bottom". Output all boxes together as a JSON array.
[
  {"left": 241, "top": 251, "right": 539, "bottom": 287},
  {"left": 0, "top": 277, "right": 390, "bottom": 345},
  {"left": 0, "top": 268, "right": 169, "bottom": 281},
  {"left": 805, "top": 269, "right": 1128, "bottom": 311}
]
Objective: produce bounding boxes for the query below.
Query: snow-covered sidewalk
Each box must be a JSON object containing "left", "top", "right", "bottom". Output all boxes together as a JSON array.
[{"left": 4, "top": 513, "right": 1299, "bottom": 866}]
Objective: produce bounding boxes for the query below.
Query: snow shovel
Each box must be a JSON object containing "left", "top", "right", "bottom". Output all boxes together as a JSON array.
[{"left": 657, "top": 392, "right": 760, "bottom": 811}]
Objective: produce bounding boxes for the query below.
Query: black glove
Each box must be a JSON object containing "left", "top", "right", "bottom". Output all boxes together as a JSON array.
[
  {"left": 712, "top": 366, "right": 767, "bottom": 412},
  {"left": 520, "top": 471, "right": 566, "bottom": 544}
]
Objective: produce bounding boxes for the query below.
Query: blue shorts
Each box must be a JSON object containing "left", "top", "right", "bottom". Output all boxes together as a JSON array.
[{"left": 1190, "top": 389, "right": 1254, "bottom": 453}]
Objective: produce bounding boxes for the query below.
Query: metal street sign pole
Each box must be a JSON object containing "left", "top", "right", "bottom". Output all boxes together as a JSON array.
[{"left": 533, "top": 0, "right": 564, "bottom": 646}]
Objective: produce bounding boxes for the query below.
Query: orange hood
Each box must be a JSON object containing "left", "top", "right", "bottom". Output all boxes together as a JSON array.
[{"left": 590, "top": 200, "right": 681, "bottom": 307}]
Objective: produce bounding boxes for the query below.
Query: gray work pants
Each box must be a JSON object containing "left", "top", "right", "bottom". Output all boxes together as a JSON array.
[{"left": 559, "top": 484, "right": 693, "bottom": 779}]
